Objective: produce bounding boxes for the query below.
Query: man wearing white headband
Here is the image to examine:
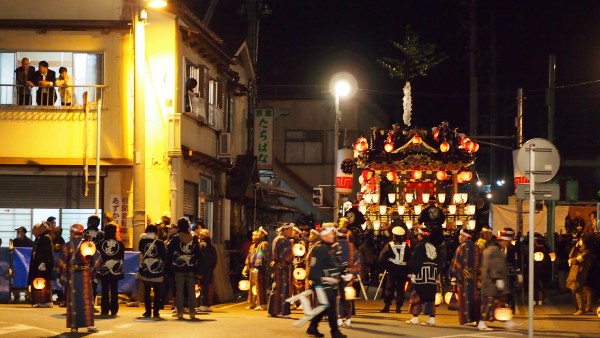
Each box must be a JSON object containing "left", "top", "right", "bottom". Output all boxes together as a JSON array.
[
  {"left": 378, "top": 226, "right": 412, "bottom": 314},
  {"left": 268, "top": 223, "right": 294, "bottom": 318},
  {"left": 498, "top": 229, "right": 522, "bottom": 313},
  {"left": 449, "top": 229, "right": 481, "bottom": 327}
]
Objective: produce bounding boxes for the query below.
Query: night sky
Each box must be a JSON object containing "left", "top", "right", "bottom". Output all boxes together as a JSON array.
[{"left": 193, "top": 0, "right": 600, "bottom": 199}]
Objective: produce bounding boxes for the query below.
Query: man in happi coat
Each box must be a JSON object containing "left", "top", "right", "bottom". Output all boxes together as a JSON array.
[
  {"left": 28, "top": 222, "right": 55, "bottom": 308},
  {"left": 267, "top": 223, "right": 294, "bottom": 317},
  {"left": 406, "top": 227, "right": 440, "bottom": 326},
  {"left": 250, "top": 227, "right": 270, "bottom": 310},
  {"left": 243, "top": 231, "right": 260, "bottom": 309},
  {"left": 57, "top": 224, "right": 101, "bottom": 333},
  {"left": 378, "top": 226, "right": 412, "bottom": 314},
  {"left": 449, "top": 229, "right": 481, "bottom": 325},
  {"left": 336, "top": 227, "right": 360, "bottom": 327}
]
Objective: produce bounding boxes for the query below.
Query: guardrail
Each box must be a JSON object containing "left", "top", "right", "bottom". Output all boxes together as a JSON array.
[{"left": 0, "top": 84, "right": 107, "bottom": 108}]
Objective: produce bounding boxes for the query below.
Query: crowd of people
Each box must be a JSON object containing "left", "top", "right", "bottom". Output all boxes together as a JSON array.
[{"left": 14, "top": 57, "right": 73, "bottom": 106}]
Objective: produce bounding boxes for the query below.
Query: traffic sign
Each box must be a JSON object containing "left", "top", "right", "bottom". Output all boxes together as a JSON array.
[
  {"left": 516, "top": 138, "right": 560, "bottom": 183},
  {"left": 516, "top": 183, "right": 560, "bottom": 200}
]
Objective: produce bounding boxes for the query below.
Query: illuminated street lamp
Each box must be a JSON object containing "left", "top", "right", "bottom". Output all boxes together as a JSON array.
[{"left": 330, "top": 72, "right": 356, "bottom": 223}]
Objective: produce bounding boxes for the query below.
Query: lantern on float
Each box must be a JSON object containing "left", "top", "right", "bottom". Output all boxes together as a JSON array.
[
  {"left": 358, "top": 175, "right": 365, "bottom": 185},
  {"left": 549, "top": 252, "right": 556, "bottom": 262},
  {"left": 440, "top": 141, "right": 450, "bottom": 153},
  {"left": 435, "top": 292, "right": 443, "bottom": 305},
  {"left": 494, "top": 307, "right": 513, "bottom": 321},
  {"left": 597, "top": 306, "right": 600, "bottom": 318},
  {"left": 32, "top": 277, "right": 46, "bottom": 290},
  {"left": 414, "top": 204, "right": 422, "bottom": 215},
  {"left": 459, "top": 171, "right": 473, "bottom": 182},
  {"left": 405, "top": 220, "right": 413, "bottom": 229},
  {"left": 412, "top": 136, "right": 422, "bottom": 145},
  {"left": 461, "top": 137, "right": 470, "bottom": 148},
  {"left": 437, "top": 193, "right": 446, "bottom": 204},
  {"left": 534, "top": 252, "right": 544, "bottom": 262},
  {"left": 354, "top": 137, "right": 368, "bottom": 152},
  {"left": 433, "top": 129, "right": 440, "bottom": 140},
  {"left": 471, "top": 142, "right": 479, "bottom": 152},
  {"left": 293, "top": 267, "right": 307, "bottom": 280},
  {"left": 344, "top": 286, "right": 357, "bottom": 300},
  {"left": 238, "top": 279, "right": 250, "bottom": 291},
  {"left": 386, "top": 171, "right": 397, "bottom": 182},
  {"left": 412, "top": 170, "right": 422, "bottom": 180},
  {"left": 292, "top": 243, "right": 306, "bottom": 257},
  {"left": 444, "top": 291, "right": 455, "bottom": 304},
  {"left": 384, "top": 140, "right": 394, "bottom": 153},
  {"left": 80, "top": 240, "right": 97, "bottom": 257},
  {"left": 362, "top": 170, "right": 374, "bottom": 181},
  {"left": 464, "top": 141, "right": 473, "bottom": 152},
  {"left": 436, "top": 171, "right": 447, "bottom": 181}
]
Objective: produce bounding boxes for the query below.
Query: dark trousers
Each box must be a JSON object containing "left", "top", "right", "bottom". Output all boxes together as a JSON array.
[
  {"left": 199, "top": 277, "right": 211, "bottom": 306},
  {"left": 100, "top": 279, "right": 119, "bottom": 315},
  {"left": 310, "top": 287, "right": 340, "bottom": 334},
  {"left": 144, "top": 282, "right": 162, "bottom": 315},
  {"left": 384, "top": 271, "right": 408, "bottom": 306}
]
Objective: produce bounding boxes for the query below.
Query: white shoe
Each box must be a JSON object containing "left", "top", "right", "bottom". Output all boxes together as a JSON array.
[
  {"left": 198, "top": 306, "right": 209, "bottom": 312},
  {"left": 337, "top": 319, "right": 344, "bottom": 327},
  {"left": 421, "top": 318, "right": 435, "bottom": 326},
  {"left": 406, "top": 317, "right": 419, "bottom": 325},
  {"left": 254, "top": 306, "right": 263, "bottom": 311},
  {"left": 505, "top": 320, "right": 522, "bottom": 330},
  {"left": 345, "top": 318, "right": 351, "bottom": 327},
  {"left": 477, "top": 321, "right": 492, "bottom": 331}
]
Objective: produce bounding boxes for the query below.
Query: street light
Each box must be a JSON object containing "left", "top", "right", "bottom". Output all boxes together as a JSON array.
[{"left": 330, "top": 72, "right": 356, "bottom": 223}]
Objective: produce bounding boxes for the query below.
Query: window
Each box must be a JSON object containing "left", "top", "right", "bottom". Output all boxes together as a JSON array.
[
  {"left": 0, "top": 209, "right": 32, "bottom": 245},
  {"left": 285, "top": 130, "right": 324, "bottom": 164},
  {"left": 198, "top": 176, "right": 213, "bottom": 235},
  {"left": 325, "top": 130, "right": 359, "bottom": 163},
  {"left": 0, "top": 51, "right": 104, "bottom": 106}
]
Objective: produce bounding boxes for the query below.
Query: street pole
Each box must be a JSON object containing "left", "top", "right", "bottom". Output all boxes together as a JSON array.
[
  {"left": 528, "top": 144, "right": 536, "bottom": 338},
  {"left": 333, "top": 94, "right": 340, "bottom": 223},
  {"left": 516, "top": 89, "right": 524, "bottom": 234},
  {"left": 133, "top": 7, "right": 146, "bottom": 250},
  {"left": 546, "top": 55, "right": 556, "bottom": 252}
]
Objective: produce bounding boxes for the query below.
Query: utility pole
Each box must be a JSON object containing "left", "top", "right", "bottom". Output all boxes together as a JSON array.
[
  {"left": 546, "top": 55, "right": 556, "bottom": 251},
  {"left": 489, "top": 1, "right": 498, "bottom": 193},
  {"left": 516, "top": 88, "right": 524, "bottom": 234},
  {"left": 469, "top": 0, "right": 479, "bottom": 199}
]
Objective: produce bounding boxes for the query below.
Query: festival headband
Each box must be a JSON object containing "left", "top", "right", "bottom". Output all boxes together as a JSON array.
[
  {"left": 70, "top": 225, "right": 84, "bottom": 233},
  {"left": 258, "top": 226, "right": 268, "bottom": 236},
  {"left": 418, "top": 228, "right": 430, "bottom": 236},
  {"left": 497, "top": 235, "right": 512, "bottom": 241},
  {"left": 460, "top": 230, "right": 472, "bottom": 239},
  {"left": 320, "top": 226, "right": 337, "bottom": 236}
]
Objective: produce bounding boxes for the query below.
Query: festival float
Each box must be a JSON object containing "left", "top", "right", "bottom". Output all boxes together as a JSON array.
[{"left": 351, "top": 121, "right": 479, "bottom": 231}]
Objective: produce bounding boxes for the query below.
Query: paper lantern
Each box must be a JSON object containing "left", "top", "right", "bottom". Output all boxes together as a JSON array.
[
  {"left": 534, "top": 252, "right": 544, "bottom": 262},
  {"left": 405, "top": 193, "right": 414, "bottom": 203},
  {"left": 422, "top": 192, "right": 430, "bottom": 203},
  {"left": 437, "top": 193, "right": 446, "bottom": 204},
  {"left": 471, "top": 142, "right": 479, "bottom": 152},
  {"left": 252, "top": 285, "right": 257, "bottom": 296},
  {"left": 465, "top": 141, "right": 474, "bottom": 152},
  {"left": 494, "top": 307, "right": 513, "bottom": 321},
  {"left": 354, "top": 137, "right": 368, "bottom": 152},
  {"left": 436, "top": 171, "right": 447, "bottom": 181},
  {"left": 459, "top": 171, "right": 473, "bottom": 182},
  {"left": 359, "top": 204, "right": 367, "bottom": 215},
  {"left": 364, "top": 193, "right": 373, "bottom": 204},
  {"left": 412, "top": 136, "right": 422, "bottom": 145},
  {"left": 461, "top": 137, "right": 470, "bottom": 148},
  {"left": 32, "top": 278, "right": 46, "bottom": 290},
  {"left": 448, "top": 205, "right": 457, "bottom": 215},
  {"left": 293, "top": 243, "right": 306, "bottom": 257},
  {"left": 433, "top": 129, "right": 440, "bottom": 141},
  {"left": 444, "top": 292, "right": 454, "bottom": 305},
  {"left": 549, "top": 252, "right": 556, "bottom": 262},
  {"left": 414, "top": 204, "right": 422, "bottom": 215},
  {"left": 440, "top": 141, "right": 450, "bottom": 153},
  {"left": 467, "top": 220, "right": 476, "bottom": 230},
  {"left": 238, "top": 279, "right": 250, "bottom": 291},
  {"left": 386, "top": 171, "right": 397, "bottom": 182},
  {"left": 293, "top": 268, "right": 307, "bottom": 280},
  {"left": 80, "top": 240, "right": 96, "bottom": 256},
  {"left": 405, "top": 220, "right": 413, "bottom": 229},
  {"left": 435, "top": 292, "right": 443, "bottom": 306},
  {"left": 372, "top": 193, "right": 380, "bottom": 204},
  {"left": 387, "top": 193, "right": 396, "bottom": 204},
  {"left": 362, "top": 170, "right": 374, "bottom": 181},
  {"left": 466, "top": 204, "right": 476, "bottom": 215},
  {"left": 398, "top": 205, "right": 405, "bottom": 215},
  {"left": 384, "top": 141, "right": 394, "bottom": 153},
  {"left": 344, "top": 286, "right": 357, "bottom": 300},
  {"left": 373, "top": 220, "right": 381, "bottom": 231},
  {"left": 412, "top": 170, "right": 422, "bottom": 180},
  {"left": 379, "top": 205, "right": 387, "bottom": 215},
  {"left": 597, "top": 306, "right": 600, "bottom": 318},
  {"left": 358, "top": 175, "right": 365, "bottom": 185},
  {"left": 361, "top": 222, "right": 367, "bottom": 231}
]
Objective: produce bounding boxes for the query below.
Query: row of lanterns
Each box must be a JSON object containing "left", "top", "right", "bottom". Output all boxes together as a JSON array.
[
  {"left": 355, "top": 135, "right": 480, "bottom": 155},
  {"left": 359, "top": 169, "right": 473, "bottom": 184}
]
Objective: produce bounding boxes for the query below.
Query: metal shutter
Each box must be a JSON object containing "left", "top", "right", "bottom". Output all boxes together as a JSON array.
[{"left": 183, "top": 181, "right": 198, "bottom": 218}]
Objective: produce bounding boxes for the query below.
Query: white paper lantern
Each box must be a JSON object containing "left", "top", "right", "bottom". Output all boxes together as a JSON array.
[
  {"left": 344, "top": 286, "right": 357, "bottom": 300},
  {"left": 238, "top": 280, "right": 250, "bottom": 291},
  {"left": 494, "top": 307, "right": 513, "bottom": 321},
  {"left": 293, "top": 243, "right": 306, "bottom": 257},
  {"left": 293, "top": 268, "right": 307, "bottom": 280}
]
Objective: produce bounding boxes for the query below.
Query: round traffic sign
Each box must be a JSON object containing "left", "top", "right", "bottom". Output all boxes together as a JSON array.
[{"left": 516, "top": 138, "right": 560, "bottom": 183}]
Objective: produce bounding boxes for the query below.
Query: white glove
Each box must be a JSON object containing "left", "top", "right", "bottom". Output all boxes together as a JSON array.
[
  {"left": 409, "top": 274, "right": 416, "bottom": 284},
  {"left": 292, "top": 258, "right": 299, "bottom": 265},
  {"left": 517, "top": 274, "right": 523, "bottom": 284},
  {"left": 38, "top": 263, "right": 46, "bottom": 271},
  {"left": 252, "top": 268, "right": 259, "bottom": 275},
  {"left": 321, "top": 276, "right": 340, "bottom": 285},
  {"left": 495, "top": 279, "right": 505, "bottom": 290},
  {"left": 341, "top": 274, "right": 353, "bottom": 282},
  {"left": 450, "top": 277, "right": 457, "bottom": 286},
  {"left": 242, "top": 266, "right": 248, "bottom": 277}
]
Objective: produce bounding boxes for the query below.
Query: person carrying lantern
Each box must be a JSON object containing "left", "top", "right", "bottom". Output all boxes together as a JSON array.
[{"left": 28, "top": 221, "right": 55, "bottom": 308}]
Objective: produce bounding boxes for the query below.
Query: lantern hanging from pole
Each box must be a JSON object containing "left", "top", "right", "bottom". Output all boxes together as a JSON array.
[
  {"left": 238, "top": 279, "right": 250, "bottom": 291},
  {"left": 344, "top": 286, "right": 357, "bottom": 300},
  {"left": 80, "top": 240, "right": 97, "bottom": 257},
  {"left": 422, "top": 192, "right": 430, "bottom": 203},
  {"left": 412, "top": 135, "right": 422, "bottom": 145},
  {"left": 405, "top": 220, "right": 413, "bottom": 229},
  {"left": 440, "top": 141, "right": 450, "bottom": 153},
  {"left": 437, "top": 193, "right": 446, "bottom": 204},
  {"left": 471, "top": 142, "right": 479, "bottom": 152},
  {"left": 465, "top": 141, "right": 473, "bottom": 152},
  {"left": 32, "top": 277, "right": 46, "bottom": 290},
  {"left": 405, "top": 193, "right": 413, "bottom": 203},
  {"left": 398, "top": 205, "right": 405, "bottom": 215},
  {"left": 494, "top": 307, "right": 513, "bottom": 321},
  {"left": 359, "top": 204, "right": 367, "bottom": 215},
  {"left": 459, "top": 171, "right": 473, "bottom": 182},
  {"left": 293, "top": 267, "right": 307, "bottom": 280},
  {"left": 461, "top": 137, "right": 470, "bottom": 148},
  {"left": 435, "top": 292, "right": 443, "bottom": 306},
  {"left": 292, "top": 243, "right": 306, "bottom": 257},
  {"left": 414, "top": 204, "right": 422, "bottom": 215},
  {"left": 448, "top": 205, "right": 457, "bottom": 215},
  {"left": 386, "top": 171, "right": 397, "bottom": 182},
  {"left": 436, "top": 171, "right": 448, "bottom": 181},
  {"left": 534, "top": 252, "right": 544, "bottom": 262},
  {"left": 384, "top": 140, "right": 394, "bottom": 153},
  {"left": 354, "top": 137, "right": 368, "bottom": 152},
  {"left": 387, "top": 193, "right": 396, "bottom": 204},
  {"left": 433, "top": 129, "right": 440, "bottom": 140},
  {"left": 412, "top": 170, "right": 422, "bottom": 180},
  {"left": 444, "top": 291, "right": 454, "bottom": 305},
  {"left": 373, "top": 220, "right": 381, "bottom": 231}
]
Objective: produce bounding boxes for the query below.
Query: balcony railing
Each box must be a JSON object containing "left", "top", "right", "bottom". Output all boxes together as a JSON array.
[{"left": 0, "top": 84, "right": 107, "bottom": 109}]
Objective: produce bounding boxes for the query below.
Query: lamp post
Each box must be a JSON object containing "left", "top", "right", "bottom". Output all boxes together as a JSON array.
[{"left": 332, "top": 80, "right": 351, "bottom": 224}]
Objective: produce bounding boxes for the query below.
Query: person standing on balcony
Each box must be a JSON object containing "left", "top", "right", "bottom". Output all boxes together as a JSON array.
[
  {"left": 55, "top": 67, "right": 73, "bottom": 106},
  {"left": 32, "top": 61, "right": 57, "bottom": 106},
  {"left": 14, "top": 57, "right": 35, "bottom": 105}
]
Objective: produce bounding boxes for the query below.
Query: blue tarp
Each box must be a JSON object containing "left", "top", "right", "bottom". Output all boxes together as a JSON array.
[{"left": 7, "top": 247, "right": 139, "bottom": 296}]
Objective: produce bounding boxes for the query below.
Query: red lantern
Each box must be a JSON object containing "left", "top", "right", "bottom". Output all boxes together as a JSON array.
[
  {"left": 354, "top": 137, "right": 368, "bottom": 152},
  {"left": 32, "top": 277, "right": 46, "bottom": 290},
  {"left": 471, "top": 142, "right": 479, "bottom": 152},
  {"left": 464, "top": 141, "right": 473, "bottom": 152},
  {"left": 384, "top": 141, "right": 394, "bottom": 153},
  {"left": 412, "top": 136, "right": 422, "bottom": 145},
  {"left": 440, "top": 141, "right": 450, "bottom": 153},
  {"left": 436, "top": 171, "right": 447, "bottom": 181},
  {"left": 412, "top": 170, "right": 422, "bottom": 180},
  {"left": 459, "top": 171, "right": 473, "bottom": 182},
  {"left": 386, "top": 171, "right": 397, "bottom": 182},
  {"left": 433, "top": 129, "right": 440, "bottom": 141},
  {"left": 461, "top": 137, "right": 470, "bottom": 148},
  {"left": 362, "top": 170, "right": 374, "bottom": 181}
]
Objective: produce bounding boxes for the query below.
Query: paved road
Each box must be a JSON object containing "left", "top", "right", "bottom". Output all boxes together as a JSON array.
[{"left": 0, "top": 290, "right": 598, "bottom": 338}]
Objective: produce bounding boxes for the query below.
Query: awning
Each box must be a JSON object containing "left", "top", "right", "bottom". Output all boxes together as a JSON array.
[{"left": 182, "top": 146, "right": 233, "bottom": 172}]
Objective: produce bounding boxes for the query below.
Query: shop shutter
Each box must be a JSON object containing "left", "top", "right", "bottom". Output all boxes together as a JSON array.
[
  {"left": 0, "top": 175, "right": 101, "bottom": 209},
  {"left": 183, "top": 181, "right": 198, "bottom": 218}
]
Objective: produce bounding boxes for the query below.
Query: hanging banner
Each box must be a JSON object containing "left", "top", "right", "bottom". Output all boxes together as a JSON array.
[
  {"left": 336, "top": 148, "right": 353, "bottom": 194},
  {"left": 254, "top": 108, "right": 274, "bottom": 170},
  {"left": 110, "top": 195, "right": 132, "bottom": 249},
  {"left": 512, "top": 149, "right": 529, "bottom": 191}
]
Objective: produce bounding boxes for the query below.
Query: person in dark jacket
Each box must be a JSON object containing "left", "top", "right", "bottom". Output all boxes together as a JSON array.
[
  {"left": 28, "top": 222, "right": 55, "bottom": 308},
  {"left": 97, "top": 223, "right": 125, "bottom": 316},
  {"left": 378, "top": 226, "right": 412, "bottom": 314},
  {"left": 197, "top": 229, "right": 217, "bottom": 312},
  {"left": 306, "top": 226, "right": 347, "bottom": 338},
  {"left": 13, "top": 226, "right": 34, "bottom": 247},
  {"left": 167, "top": 217, "right": 203, "bottom": 319},
  {"left": 138, "top": 224, "right": 167, "bottom": 319}
]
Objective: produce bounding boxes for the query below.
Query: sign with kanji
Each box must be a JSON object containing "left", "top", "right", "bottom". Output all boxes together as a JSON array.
[
  {"left": 254, "top": 108, "right": 274, "bottom": 170},
  {"left": 110, "top": 194, "right": 132, "bottom": 248}
]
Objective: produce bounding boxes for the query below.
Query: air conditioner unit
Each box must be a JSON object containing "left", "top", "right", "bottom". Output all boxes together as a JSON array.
[{"left": 218, "top": 132, "right": 231, "bottom": 157}]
